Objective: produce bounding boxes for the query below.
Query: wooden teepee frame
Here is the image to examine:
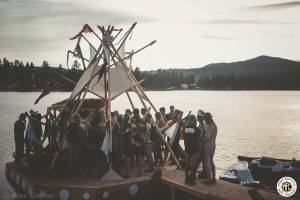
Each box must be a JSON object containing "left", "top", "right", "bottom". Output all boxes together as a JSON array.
[{"left": 49, "top": 23, "right": 182, "bottom": 177}]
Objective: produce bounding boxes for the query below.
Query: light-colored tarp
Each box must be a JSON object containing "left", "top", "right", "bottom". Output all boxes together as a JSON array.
[
  {"left": 89, "top": 44, "right": 97, "bottom": 61},
  {"left": 70, "top": 57, "right": 135, "bottom": 100},
  {"left": 89, "top": 63, "right": 135, "bottom": 100},
  {"left": 69, "top": 56, "right": 101, "bottom": 100}
]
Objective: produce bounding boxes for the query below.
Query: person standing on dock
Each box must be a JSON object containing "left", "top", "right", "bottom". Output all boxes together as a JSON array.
[
  {"left": 14, "top": 113, "right": 26, "bottom": 163},
  {"left": 122, "top": 109, "right": 133, "bottom": 178},
  {"left": 141, "top": 108, "right": 147, "bottom": 120},
  {"left": 154, "top": 112, "right": 165, "bottom": 166},
  {"left": 196, "top": 109, "right": 206, "bottom": 179},
  {"left": 166, "top": 105, "right": 175, "bottom": 121},
  {"left": 144, "top": 113, "right": 154, "bottom": 172},
  {"left": 183, "top": 115, "right": 200, "bottom": 185},
  {"left": 159, "top": 107, "right": 166, "bottom": 121},
  {"left": 67, "top": 113, "right": 88, "bottom": 175},
  {"left": 202, "top": 112, "right": 217, "bottom": 184},
  {"left": 129, "top": 108, "right": 146, "bottom": 176}
]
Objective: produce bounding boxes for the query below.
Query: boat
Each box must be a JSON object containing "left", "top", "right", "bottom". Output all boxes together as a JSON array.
[
  {"left": 220, "top": 155, "right": 300, "bottom": 197},
  {"left": 238, "top": 155, "right": 296, "bottom": 163},
  {"left": 238, "top": 155, "right": 300, "bottom": 186},
  {"left": 249, "top": 157, "right": 300, "bottom": 186}
]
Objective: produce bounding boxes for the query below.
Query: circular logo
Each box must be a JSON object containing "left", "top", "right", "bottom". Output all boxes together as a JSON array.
[{"left": 277, "top": 177, "right": 297, "bottom": 197}]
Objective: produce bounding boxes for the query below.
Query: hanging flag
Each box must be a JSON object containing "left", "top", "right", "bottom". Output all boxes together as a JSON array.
[
  {"left": 164, "top": 122, "right": 180, "bottom": 145},
  {"left": 70, "top": 24, "right": 93, "bottom": 40},
  {"left": 34, "top": 76, "right": 55, "bottom": 104},
  {"left": 26, "top": 120, "right": 40, "bottom": 144},
  {"left": 73, "top": 36, "right": 82, "bottom": 58}
]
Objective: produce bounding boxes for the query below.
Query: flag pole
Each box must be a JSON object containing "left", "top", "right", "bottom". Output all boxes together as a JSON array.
[{"left": 99, "top": 26, "right": 123, "bottom": 181}]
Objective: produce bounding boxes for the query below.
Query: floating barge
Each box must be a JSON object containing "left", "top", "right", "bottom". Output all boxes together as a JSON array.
[
  {"left": 6, "top": 162, "right": 298, "bottom": 200},
  {"left": 6, "top": 161, "right": 154, "bottom": 200}
]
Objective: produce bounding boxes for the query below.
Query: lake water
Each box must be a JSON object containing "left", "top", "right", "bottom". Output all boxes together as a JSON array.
[{"left": 1, "top": 91, "right": 300, "bottom": 197}]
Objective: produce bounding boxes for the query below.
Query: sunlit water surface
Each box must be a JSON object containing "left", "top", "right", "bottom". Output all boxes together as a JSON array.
[{"left": 0, "top": 91, "right": 300, "bottom": 196}]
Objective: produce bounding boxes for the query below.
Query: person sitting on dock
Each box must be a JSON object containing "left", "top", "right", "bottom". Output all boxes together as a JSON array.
[
  {"left": 183, "top": 115, "right": 201, "bottom": 186},
  {"left": 202, "top": 112, "right": 217, "bottom": 184},
  {"left": 14, "top": 113, "right": 27, "bottom": 163}
]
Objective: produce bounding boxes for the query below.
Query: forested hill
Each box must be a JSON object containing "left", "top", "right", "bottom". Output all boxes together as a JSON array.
[
  {"left": 141, "top": 56, "right": 300, "bottom": 90},
  {"left": 0, "top": 55, "right": 300, "bottom": 91},
  {"left": 183, "top": 55, "right": 300, "bottom": 77}
]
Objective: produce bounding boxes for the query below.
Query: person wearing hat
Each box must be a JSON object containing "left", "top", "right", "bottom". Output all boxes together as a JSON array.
[
  {"left": 202, "top": 112, "right": 218, "bottom": 184},
  {"left": 183, "top": 114, "right": 201, "bottom": 185},
  {"left": 14, "top": 113, "right": 27, "bottom": 163}
]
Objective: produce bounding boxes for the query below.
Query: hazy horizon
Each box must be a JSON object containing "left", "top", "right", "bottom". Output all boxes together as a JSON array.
[{"left": 0, "top": 0, "right": 300, "bottom": 70}]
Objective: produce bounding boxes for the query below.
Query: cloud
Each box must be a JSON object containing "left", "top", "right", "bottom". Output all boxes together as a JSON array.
[
  {"left": 201, "top": 35, "right": 235, "bottom": 40},
  {"left": 0, "top": 0, "right": 157, "bottom": 53},
  {"left": 198, "top": 19, "right": 294, "bottom": 25},
  {"left": 246, "top": 1, "right": 300, "bottom": 10}
]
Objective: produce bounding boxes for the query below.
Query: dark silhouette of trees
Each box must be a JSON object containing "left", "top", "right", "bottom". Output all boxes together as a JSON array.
[
  {"left": 0, "top": 57, "right": 300, "bottom": 91},
  {"left": 0, "top": 58, "right": 82, "bottom": 91}
]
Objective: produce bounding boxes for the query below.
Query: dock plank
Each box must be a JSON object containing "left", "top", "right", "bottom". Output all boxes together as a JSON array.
[{"left": 161, "top": 167, "right": 297, "bottom": 200}]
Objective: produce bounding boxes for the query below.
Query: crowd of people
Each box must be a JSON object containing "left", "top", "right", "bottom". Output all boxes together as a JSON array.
[{"left": 13, "top": 105, "right": 218, "bottom": 185}]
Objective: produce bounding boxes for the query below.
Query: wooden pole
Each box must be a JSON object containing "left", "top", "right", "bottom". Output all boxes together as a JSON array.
[{"left": 126, "top": 92, "right": 134, "bottom": 109}]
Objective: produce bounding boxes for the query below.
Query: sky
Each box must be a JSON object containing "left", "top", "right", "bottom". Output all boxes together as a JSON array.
[{"left": 0, "top": 0, "right": 300, "bottom": 70}]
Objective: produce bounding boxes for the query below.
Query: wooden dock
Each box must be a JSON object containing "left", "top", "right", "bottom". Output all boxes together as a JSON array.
[
  {"left": 6, "top": 161, "right": 299, "bottom": 200},
  {"left": 6, "top": 162, "right": 153, "bottom": 200},
  {"left": 161, "top": 167, "right": 298, "bottom": 200}
]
